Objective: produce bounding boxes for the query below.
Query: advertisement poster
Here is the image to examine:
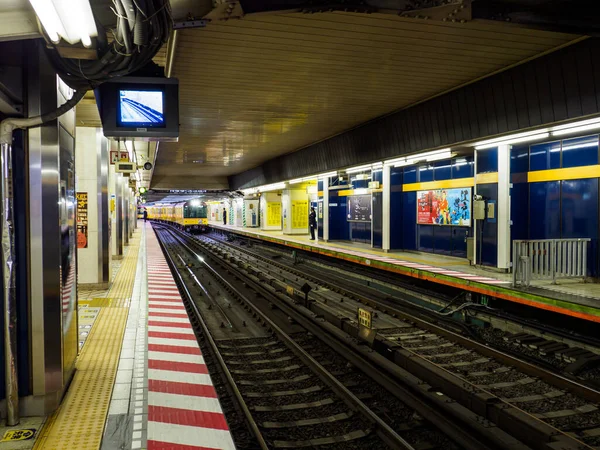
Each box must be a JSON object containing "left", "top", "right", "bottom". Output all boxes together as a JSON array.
[
  {"left": 76, "top": 192, "right": 88, "bottom": 248},
  {"left": 266, "top": 202, "right": 281, "bottom": 227},
  {"left": 347, "top": 195, "right": 371, "bottom": 222},
  {"left": 291, "top": 200, "right": 308, "bottom": 229},
  {"left": 417, "top": 188, "right": 471, "bottom": 226}
]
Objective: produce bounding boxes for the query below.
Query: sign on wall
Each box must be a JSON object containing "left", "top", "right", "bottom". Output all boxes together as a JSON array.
[
  {"left": 291, "top": 200, "right": 308, "bottom": 228},
  {"left": 266, "top": 202, "right": 281, "bottom": 227},
  {"left": 417, "top": 187, "right": 471, "bottom": 226},
  {"left": 76, "top": 192, "right": 88, "bottom": 248},
  {"left": 347, "top": 195, "right": 371, "bottom": 222}
]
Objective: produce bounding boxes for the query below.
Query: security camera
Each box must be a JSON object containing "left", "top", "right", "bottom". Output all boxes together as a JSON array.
[
  {"left": 143, "top": 162, "right": 153, "bottom": 170},
  {"left": 474, "top": 194, "right": 483, "bottom": 201}
]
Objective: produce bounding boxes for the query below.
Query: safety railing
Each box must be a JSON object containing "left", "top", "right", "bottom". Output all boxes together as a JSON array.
[{"left": 512, "top": 238, "right": 590, "bottom": 287}]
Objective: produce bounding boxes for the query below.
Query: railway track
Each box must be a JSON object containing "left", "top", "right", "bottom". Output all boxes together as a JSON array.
[
  {"left": 153, "top": 224, "right": 517, "bottom": 450},
  {"left": 163, "top": 225, "right": 600, "bottom": 449}
]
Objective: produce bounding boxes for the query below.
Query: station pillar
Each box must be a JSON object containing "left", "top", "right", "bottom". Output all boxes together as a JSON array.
[
  {"left": 75, "top": 128, "right": 111, "bottom": 287},
  {"left": 322, "top": 178, "right": 329, "bottom": 242},
  {"left": 497, "top": 144, "right": 511, "bottom": 269},
  {"left": 109, "top": 165, "right": 124, "bottom": 258},
  {"left": 382, "top": 166, "right": 391, "bottom": 252},
  {"left": 21, "top": 42, "right": 79, "bottom": 415}
]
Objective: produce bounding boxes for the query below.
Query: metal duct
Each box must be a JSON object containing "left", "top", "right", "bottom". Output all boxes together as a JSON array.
[{"left": 1, "top": 141, "right": 18, "bottom": 426}]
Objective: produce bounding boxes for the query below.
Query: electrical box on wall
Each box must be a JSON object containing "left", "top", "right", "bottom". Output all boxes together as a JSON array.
[
  {"left": 368, "top": 181, "right": 380, "bottom": 189},
  {"left": 473, "top": 200, "right": 486, "bottom": 220},
  {"left": 116, "top": 161, "right": 137, "bottom": 174},
  {"left": 487, "top": 201, "right": 496, "bottom": 220}
]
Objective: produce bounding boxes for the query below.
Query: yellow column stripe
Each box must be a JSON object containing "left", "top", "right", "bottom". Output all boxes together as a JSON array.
[{"left": 34, "top": 230, "right": 141, "bottom": 450}]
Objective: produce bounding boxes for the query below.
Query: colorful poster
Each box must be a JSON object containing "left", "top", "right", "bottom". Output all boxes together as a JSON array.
[
  {"left": 291, "top": 200, "right": 308, "bottom": 229},
  {"left": 417, "top": 188, "right": 471, "bottom": 226},
  {"left": 76, "top": 192, "right": 88, "bottom": 248},
  {"left": 266, "top": 202, "right": 281, "bottom": 227}
]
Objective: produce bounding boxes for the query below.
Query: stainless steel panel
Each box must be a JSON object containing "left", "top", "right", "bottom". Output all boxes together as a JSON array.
[
  {"left": 27, "top": 43, "right": 62, "bottom": 397},
  {"left": 116, "top": 175, "right": 123, "bottom": 256},
  {"left": 26, "top": 42, "right": 77, "bottom": 412},
  {"left": 98, "top": 131, "right": 110, "bottom": 283}
]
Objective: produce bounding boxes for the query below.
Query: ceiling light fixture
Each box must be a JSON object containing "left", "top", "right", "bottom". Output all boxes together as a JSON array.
[
  {"left": 551, "top": 119, "right": 600, "bottom": 137},
  {"left": 473, "top": 130, "right": 551, "bottom": 150},
  {"left": 28, "top": 0, "right": 98, "bottom": 47}
]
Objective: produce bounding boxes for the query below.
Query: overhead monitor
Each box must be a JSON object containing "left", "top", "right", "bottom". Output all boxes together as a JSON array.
[{"left": 96, "top": 76, "right": 179, "bottom": 141}]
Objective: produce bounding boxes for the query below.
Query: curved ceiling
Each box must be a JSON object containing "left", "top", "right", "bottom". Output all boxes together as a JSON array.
[{"left": 152, "top": 11, "right": 581, "bottom": 190}]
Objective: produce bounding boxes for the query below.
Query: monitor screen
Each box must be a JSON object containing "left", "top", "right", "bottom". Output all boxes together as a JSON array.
[{"left": 118, "top": 89, "right": 164, "bottom": 127}]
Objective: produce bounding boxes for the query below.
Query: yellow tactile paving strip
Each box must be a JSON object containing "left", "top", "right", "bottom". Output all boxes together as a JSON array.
[{"left": 34, "top": 231, "right": 141, "bottom": 450}]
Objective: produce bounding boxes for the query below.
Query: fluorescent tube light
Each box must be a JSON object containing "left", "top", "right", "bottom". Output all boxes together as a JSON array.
[
  {"left": 425, "top": 151, "right": 453, "bottom": 162},
  {"left": 345, "top": 164, "right": 374, "bottom": 174},
  {"left": 550, "top": 117, "right": 600, "bottom": 132},
  {"left": 259, "top": 182, "right": 286, "bottom": 192},
  {"left": 28, "top": 0, "right": 98, "bottom": 47},
  {"left": 551, "top": 123, "right": 600, "bottom": 137},
  {"left": 289, "top": 178, "right": 304, "bottom": 184},
  {"left": 473, "top": 129, "right": 550, "bottom": 149},
  {"left": 476, "top": 132, "right": 550, "bottom": 150},
  {"left": 317, "top": 171, "right": 337, "bottom": 179}
]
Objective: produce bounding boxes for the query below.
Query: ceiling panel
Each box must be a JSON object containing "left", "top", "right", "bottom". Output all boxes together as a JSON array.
[{"left": 153, "top": 11, "right": 580, "bottom": 190}]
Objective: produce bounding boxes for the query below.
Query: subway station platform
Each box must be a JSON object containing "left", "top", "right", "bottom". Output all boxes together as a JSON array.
[
  {"left": 26, "top": 222, "right": 235, "bottom": 450},
  {"left": 209, "top": 223, "right": 600, "bottom": 324}
]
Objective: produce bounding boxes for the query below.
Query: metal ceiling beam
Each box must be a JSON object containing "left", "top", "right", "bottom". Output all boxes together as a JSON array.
[
  {"left": 238, "top": 0, "right": 469, "bottom": 18},
  {"left": 472, "top": 0, "right": 600, "bottom": 36},
  {"left": 0, "top": 9, "right": 39, "bottom": 42}
]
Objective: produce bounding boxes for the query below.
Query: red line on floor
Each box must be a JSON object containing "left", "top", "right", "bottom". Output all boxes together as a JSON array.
[
  {"left": 149, "top": 343, "right": 202, "bottom": 355},
  {"left": 148, "top": 359, "right": 208, "bottom": 374},
  {"left": 149, "top": 379, "right": 218, "bottom": 398},
  {"left": 148, "top": 320, "right": 192, "bottom": 329},
  {"left": 149, "top": 331, "right": 197, "bottom": 341},
  {"left": 148, "top": 406, "right": 229, "bottom": 430},
  {"left": 147, "top": 440, "right": 221, "bottom": 450}
]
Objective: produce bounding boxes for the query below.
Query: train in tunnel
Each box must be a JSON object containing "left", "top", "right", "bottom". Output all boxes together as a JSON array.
[{"left": 146, "top": 200, "right": 209, "bottom": 232}]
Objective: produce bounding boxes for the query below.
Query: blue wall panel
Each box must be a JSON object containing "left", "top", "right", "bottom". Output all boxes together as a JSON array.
[
  {"left": 561, "top": 178, "right": 598, "bottom": 276},
  {"left": 477, "top": 183, "right": 498, "bottom": 267},
  {"left": 530, "top": 140, "right": 561, "bottom": 171},
  {"left": 451, "top": 227, "right": 469, "bottom": 257},
  {"left": 418, "top": 225, "right": 434, "bottom": 252},
  {"left": 562, "top": 135, "right": 599, "bottom": 168},
  {"left": 477, "top": 148, "right": 498, "bottom": 173},
  {"left": 452, "top": 157, "right": 474, "bottom": 178},
  {"left": 433, "top": 226, "right": 452, "bottom": 255},
  {"left": 418, "top": 165, "right": 434, "bottom": 182},
  {"left": 529, "top": 182, "right": 560, "bottom": 239},
  {"left": 402, "top": 192, "right": 417, "bottom": 250},
  {"left": 390, "top": 168, "right": 403, "bottom": 249},
  {"left": 433, "top": 161, "right": 451, "bottom": 180}
]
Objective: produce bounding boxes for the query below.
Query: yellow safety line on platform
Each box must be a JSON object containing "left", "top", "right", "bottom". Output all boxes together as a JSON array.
[{"left": 34, "top": 230, "right": 141, "bottom": 450}]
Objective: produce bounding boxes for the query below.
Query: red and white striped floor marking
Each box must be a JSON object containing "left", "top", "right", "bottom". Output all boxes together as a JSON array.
[{"left": 145, "top": 223, "right": 235, "bottom": 450}]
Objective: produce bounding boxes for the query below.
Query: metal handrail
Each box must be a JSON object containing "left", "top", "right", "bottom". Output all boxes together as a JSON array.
[{"left": 513, "top": 238, "right": 591, "bottom": 287}]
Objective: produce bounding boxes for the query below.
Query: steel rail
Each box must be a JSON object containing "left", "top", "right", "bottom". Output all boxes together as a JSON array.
[
  {"left": 163, "top": 227, "right": 416, "bottom": 450},
  {"left": 194, "top": 229, "right": 595, "bottom": 450},
  {"left": 168, "top": 226, "right": 525, "bottom": 450},
  {"left": 207, "top": 231, "right": 600, "bottom": 403}
]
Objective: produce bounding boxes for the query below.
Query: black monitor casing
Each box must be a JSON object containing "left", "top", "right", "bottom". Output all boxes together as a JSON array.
[{"left": 96, "top": 76, "right": 179, "bottom": 141}]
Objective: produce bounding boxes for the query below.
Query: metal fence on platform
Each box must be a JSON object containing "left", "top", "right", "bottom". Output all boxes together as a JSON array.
[{"left": 513, "top": 238, "right": 590, "bottom": 287}]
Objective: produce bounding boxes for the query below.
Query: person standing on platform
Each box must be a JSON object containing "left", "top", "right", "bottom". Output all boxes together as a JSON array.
[
  {"left": 223, "top": 208, "right": 227, "bottom": 225},
  {"left": 143, "top": 209, "right": 147, "bottom": 222},
  {"left": 309, "top": 207, "right": 317, "bottom": 240}
]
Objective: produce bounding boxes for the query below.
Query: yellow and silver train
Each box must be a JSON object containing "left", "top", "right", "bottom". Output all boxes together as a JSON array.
[{"left": 146, "top": 200, "right": 209, "bottom": 232}]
